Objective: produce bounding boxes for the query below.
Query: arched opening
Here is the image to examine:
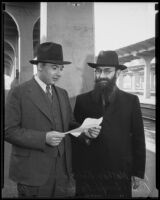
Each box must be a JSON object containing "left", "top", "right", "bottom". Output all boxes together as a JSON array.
[
  {"left": 4, "top": 11, "right": 19, "bottom": 90},
  {"left": 4, "top": 41, "right": 15, "bottom": 90}
]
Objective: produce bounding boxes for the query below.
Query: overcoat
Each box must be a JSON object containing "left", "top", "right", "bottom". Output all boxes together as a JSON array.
[
  {"left": 72, "top": 87, "right": 146, "bottom": 197},
  {"left": 5, "top": 78, "right": 75, "bottom": 186}
]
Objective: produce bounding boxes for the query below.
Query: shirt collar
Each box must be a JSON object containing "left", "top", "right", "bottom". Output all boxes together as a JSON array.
[{"left": 34, "top": 74, "right": 48, "bottom": 93}]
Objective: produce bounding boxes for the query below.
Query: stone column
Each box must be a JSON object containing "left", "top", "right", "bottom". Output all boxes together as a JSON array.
[
  {"left": 150, "top": 70, "right": 155, "bottom": 90},
  {"left": 132, "top": 73, "right": 136, "bottom": 91},
  {"left": 142, "top": 56, "right": 153, "bottom": 99},
  {"left": 19, "top": 24, "right": 34, "bottom": 83},
  {"left": 43, "top": 2, "right": 94, "bottom": 101},
  {"left": 130, "top": 73, "right": 133, "bottom": 91},
  {"left": 117, "top": 73, "right": 124, "bottom": 89},
  {"left": 139, "top": 73, "right": 144, "bottom": 89},
  {"left": 133, "top": 72, "right": 140, "bottom": 90}
]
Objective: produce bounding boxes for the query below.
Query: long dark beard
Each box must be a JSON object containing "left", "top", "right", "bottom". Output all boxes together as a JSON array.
[{"left": 93, "top": 74, "right": 117, "bottom": 103}]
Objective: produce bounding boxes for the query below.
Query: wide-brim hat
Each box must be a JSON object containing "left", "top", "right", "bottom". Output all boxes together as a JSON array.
[
  {"left": 30, "top": 42, "right": 71, "bottom": 65},
  {"left": 88, "top": 51, "right": 127, "bottom": 70}
]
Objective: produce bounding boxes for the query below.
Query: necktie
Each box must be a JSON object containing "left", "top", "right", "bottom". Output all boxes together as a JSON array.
[
  {"left": 46, "top": 84, "right": 52, "bottom": 102},
  {"left": 101, "top": 93, "right": 106, "bottom": 115},
  {"left": 101, "top": 93, "right": 109, "bottom": 115}
]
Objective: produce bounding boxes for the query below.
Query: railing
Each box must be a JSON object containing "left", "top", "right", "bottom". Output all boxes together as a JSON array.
[
  {"left": 141, "top": 103, "right": 155, "bottom": 121},
  {"left": 122, "top": 89, "right": 155, "bottom": 96}
]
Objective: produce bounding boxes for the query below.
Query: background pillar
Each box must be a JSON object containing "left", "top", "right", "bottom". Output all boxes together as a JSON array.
[
  {"left": 143, "top": 56, "right": 152, "bottom": 99},
  {"left": 117, "top": 73, "right": 124, "bottom": 89},
  {"left": 44, "top": 2, "right": 95, "bottom": 107}
]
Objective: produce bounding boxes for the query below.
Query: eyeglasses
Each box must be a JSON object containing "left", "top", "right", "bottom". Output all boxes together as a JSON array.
[
  {"left": 95, "top": 67, "right": 115, "bottom": 76},
  {"left": 51, "top": 64, "right": 64, "bottom": 71}
]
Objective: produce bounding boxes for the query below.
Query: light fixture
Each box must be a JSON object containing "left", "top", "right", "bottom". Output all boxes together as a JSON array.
[{"left": 71, "top": 2, "right": 81, "bottom": 6}]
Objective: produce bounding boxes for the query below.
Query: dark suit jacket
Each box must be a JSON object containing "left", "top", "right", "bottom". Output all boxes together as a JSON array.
[
  {"left": 72, "top": 88, "right": 146, "bottom": 179},
  {"left": 5, "top": 78, "right": 76, "bottom": 186}
]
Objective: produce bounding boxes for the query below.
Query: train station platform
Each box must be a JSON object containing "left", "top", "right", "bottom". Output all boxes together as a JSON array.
[
  {"left": 137, "top": 95, "right": 155, "bottom": 105},
  {"left": 132, "top": 119, "right": 158, "bottom": 198},
  {"left": 121, "top": 90, "right": 156, "bottom": 105}
]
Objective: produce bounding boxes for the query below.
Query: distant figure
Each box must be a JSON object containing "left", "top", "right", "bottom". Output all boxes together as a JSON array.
[{"left": 72, "top": 50, "right": 146, "bottom": 198}]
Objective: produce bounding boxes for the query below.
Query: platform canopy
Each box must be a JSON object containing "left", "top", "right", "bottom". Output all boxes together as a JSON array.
[{"left": 116, "top": 37, "right": 155, "bottom": 64}]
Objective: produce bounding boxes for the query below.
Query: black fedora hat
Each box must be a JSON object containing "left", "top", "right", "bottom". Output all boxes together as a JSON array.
[
  {"left": 88, "top": 51, "right": 127, "bottom": 70},
  {"left": 30, "top": 42, "right": 71, "bottom": 65}
]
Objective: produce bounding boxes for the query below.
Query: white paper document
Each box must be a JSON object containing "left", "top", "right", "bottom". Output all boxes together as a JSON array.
[
  {"left": 80, "top": 117, "right": 103, "bottom": 129},
  {"left": 65, "top": 117, "right": 103, "bottom": 137}
]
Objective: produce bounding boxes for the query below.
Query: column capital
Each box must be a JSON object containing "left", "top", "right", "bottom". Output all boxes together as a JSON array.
[{"left": 137, "top": 54, "right": 154, "bottom": 64}]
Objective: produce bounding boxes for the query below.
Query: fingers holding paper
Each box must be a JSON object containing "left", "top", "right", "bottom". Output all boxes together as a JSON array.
[
  {"left": 84, "top": 125, "right": 101, "bottom": 139},
  {"left": 81, "top": 117, "right": 102, "bottom": 139},
  {"left": 46, "top": 131, "right": 66, "bottom": 146},
  {"left": 64, "top": 117, "right": 103, "bottom": 137}
]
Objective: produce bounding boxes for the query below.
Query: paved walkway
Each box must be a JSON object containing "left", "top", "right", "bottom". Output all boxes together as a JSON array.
[
  {"left": 145, "top": 129, "right": 155, "bottom": 153},
  {"left": 132, "top": 125, "right": 158, "bottom": 197}
]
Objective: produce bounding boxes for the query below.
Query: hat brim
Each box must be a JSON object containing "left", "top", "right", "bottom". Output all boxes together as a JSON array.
[
  {"left": 29, "top": 59, "right": 71, "bottom": 65},
  {"left": 87, "top": 63, "right": 127, "bottom": 70}
]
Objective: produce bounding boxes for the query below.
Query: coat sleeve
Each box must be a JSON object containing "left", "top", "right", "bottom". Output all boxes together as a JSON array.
[
  {"left": 5, "top": 87, "right": 46, "bottom": 151},
  {"left": 131, "top": 96, "right": 146, "bottom": 178},
  {"left": 74, "top": 95, "right": 86, "bottom": 124},
  {"left": 63, "top": 92, "right": 90, "bottom": 145},
  {"left": 73, "top": 96, "right": 91, "bottom": 145},
  {"left": 63, "top": 90, "right": 80, "bottom": 130}
]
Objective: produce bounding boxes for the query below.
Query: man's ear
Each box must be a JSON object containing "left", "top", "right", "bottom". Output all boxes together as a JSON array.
[
  {"left": 37, "top": 63, "right": 42, "bottom": 71},
  {"left": 116, "top": 69, "right": 121, "bottom": 78}
]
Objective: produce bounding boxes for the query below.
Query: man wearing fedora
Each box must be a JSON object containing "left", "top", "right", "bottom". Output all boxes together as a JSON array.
[
  {"left": 5, "top": 42, "right": 100, "bottom": 198},
  {"left": 72, "top": 51, "right": 146, "bottom": 198}
]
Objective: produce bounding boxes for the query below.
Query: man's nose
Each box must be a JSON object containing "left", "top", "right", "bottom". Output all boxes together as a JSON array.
[
  {"left": 55, "top": 68, "right": 62, "bottom": 75},
  {"left": 99, "top": 70, "right": 106, "bottom": 78}
]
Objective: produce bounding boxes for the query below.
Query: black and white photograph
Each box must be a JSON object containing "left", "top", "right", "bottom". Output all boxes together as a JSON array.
[{"left": 2, "top": 2, "right": 158, "bottom": 198}]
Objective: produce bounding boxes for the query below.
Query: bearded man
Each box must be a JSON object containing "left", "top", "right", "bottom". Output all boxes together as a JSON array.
[{"left": 71, "top": 51, "right": 146, "bottom": 198}]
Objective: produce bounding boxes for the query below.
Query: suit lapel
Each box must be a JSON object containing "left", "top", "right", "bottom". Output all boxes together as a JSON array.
[
  {"left": 27, "top": 78, "right": 54, "bottom": 124},
  {"left": 53, "top": 86, "right": 67, "bottom": 131},
  {"left": 54, "top": 87, "right": 72, "bottom": 173}
]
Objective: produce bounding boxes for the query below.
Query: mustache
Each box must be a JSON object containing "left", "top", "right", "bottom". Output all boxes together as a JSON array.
[
  {"left": 94, "top": 75, "right": 117, "bottom": 97},
  {"left": 95, "top": 78, "right": 110, "bottom": 83}
]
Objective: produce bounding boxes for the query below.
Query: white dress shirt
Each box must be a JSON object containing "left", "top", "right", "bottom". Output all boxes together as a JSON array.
[{"left": 34, "top": 75, "right": 52, "bottom": 94}]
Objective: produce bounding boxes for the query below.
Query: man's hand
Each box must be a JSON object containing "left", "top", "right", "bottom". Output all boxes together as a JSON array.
[
  {"left": 46, "top": 131, "right": 66, "bottom": 147},
  {"left": 84, "top": 126, "right": 101, "bottom": 139},
  {"left": 132, "top": 176, "right": 142, "bottom": 190}
]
